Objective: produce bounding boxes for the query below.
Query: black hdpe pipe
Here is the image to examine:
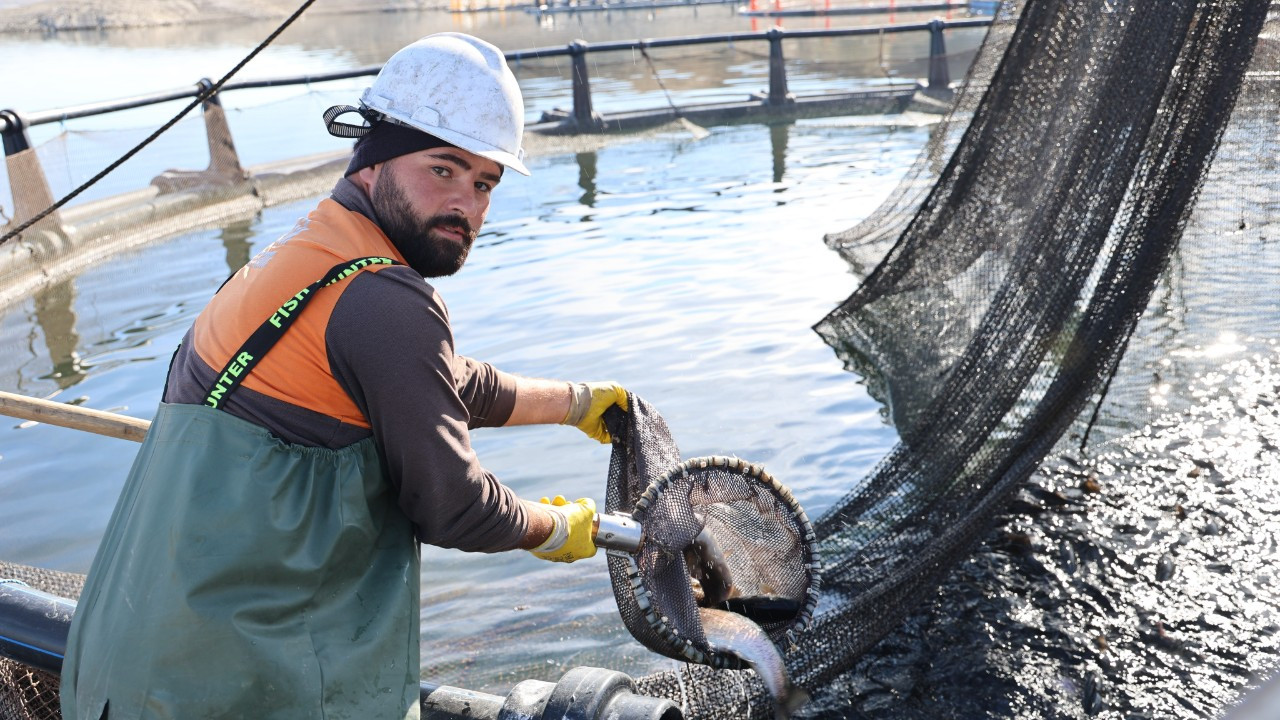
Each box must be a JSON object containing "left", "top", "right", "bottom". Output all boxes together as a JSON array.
[
  {"left": 0, "top": 581, "right": 73, "bottom": 675},
  {"left": 0, "top": 581, "right": 680, "bottom": 720}
]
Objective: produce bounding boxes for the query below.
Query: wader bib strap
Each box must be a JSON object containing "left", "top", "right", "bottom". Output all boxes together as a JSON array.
[{"left": 203, "top": 256, "right": 399, "bottom": 409}]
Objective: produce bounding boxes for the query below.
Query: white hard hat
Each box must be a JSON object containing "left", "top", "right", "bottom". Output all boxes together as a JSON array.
[{"left": 360, "top": 33, "right": 529, "bottom": 176}]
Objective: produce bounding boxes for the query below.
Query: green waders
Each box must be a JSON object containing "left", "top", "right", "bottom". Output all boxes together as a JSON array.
[{"left": 62, "top": 258, "right": 421, "bottom": 720}]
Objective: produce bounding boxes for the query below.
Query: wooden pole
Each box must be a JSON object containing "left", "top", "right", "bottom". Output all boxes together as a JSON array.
[{"left": 0, "top": 390, "right": 150, "bottom": 443}]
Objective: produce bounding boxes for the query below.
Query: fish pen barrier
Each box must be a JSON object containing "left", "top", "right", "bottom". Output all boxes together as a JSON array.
[{"left": 0, "top": 18, "right": 984, "bottom": 310}]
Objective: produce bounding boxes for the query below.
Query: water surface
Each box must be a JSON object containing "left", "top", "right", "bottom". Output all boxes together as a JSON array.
[
  {"left": 0, "top": 114, "right": 929, "bottom": 689},
  {"left": 0, "top": 5, "right": 986, "bottom": 209}
]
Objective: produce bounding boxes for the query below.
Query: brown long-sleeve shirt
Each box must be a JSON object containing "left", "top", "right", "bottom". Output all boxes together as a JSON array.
[{"left": 164, "top": 178, "right": 528, "bottom": 552}]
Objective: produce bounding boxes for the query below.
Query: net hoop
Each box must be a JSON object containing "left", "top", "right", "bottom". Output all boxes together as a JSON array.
[{"left": 621, "top": 455, "right": 822, "bottom": 668}]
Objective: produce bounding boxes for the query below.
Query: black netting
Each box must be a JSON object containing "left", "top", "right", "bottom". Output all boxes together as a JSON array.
[
  {"left": 814, "top": 0, "right": 1267, "bottom": 612},
  {"left": 604, "top": 396, "right": 687, "bottom": 661},
  {"left": 0, "top": 663, "right": 59, "bottom": 720},
  {"left": 635, "top": 0, "right": 1273, "bottom": 717}
]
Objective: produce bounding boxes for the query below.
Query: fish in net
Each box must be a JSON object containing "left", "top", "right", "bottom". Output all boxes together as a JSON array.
[{"left": 600, "top": 396, "right": 820, "bottom": 717}]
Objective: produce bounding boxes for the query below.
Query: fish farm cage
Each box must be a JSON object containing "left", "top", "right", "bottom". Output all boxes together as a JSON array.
[{"left": 8, "top": 0, "right": 1280, "bottom": 718}]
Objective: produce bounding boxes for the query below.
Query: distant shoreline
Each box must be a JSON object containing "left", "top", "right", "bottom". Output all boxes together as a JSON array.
[
  {"left": 0, "top": 0, "right": 966, "bottom": 33},
  {"left": 0, "top": 0, "right": 456, "bottom": 34}
]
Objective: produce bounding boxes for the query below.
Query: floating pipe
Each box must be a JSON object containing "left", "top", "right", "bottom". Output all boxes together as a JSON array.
[{"left": 0, "top": 580, "right": 681, "bottom": 720}]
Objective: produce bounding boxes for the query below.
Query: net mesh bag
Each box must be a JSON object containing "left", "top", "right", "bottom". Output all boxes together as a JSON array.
[{"left": 602, "top": 396, "right": 820, "bottom": 669}]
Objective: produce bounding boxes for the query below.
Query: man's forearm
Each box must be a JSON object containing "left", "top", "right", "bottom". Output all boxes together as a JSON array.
[
  {"left": 518, "top": 499, "right": 557, "bottom": 549},
  {"left": 505, "top": 376, "right": 573, "bottom": 426}
]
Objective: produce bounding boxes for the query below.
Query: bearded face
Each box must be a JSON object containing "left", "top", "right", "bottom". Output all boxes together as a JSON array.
[{"left": 371, "top": 161, "right": 477, "bottom": 278}]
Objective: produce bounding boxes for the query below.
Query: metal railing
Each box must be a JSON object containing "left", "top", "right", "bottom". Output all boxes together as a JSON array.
[{"left": 0, "top": 18, "right": 990, "bottom": 234}]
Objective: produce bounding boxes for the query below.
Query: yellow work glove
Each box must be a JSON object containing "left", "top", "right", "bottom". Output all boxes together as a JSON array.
[
  {"left": 529, "top": 495, "right": 598, "bottom": 563},
  {"left": 562, "top": 381, "right": 629, "bottom": 444}
]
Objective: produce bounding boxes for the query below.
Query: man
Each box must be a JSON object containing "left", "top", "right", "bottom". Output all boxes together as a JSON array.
[{"left": 61, "top": 33, "right": 623, "bottom": 720}]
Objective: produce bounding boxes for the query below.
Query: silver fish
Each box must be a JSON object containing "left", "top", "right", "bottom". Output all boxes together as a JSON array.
[
  {"left": 686, "top": 526, "right": 736, "bottom": 608},
  {"left": 698, "top": 607, "right": 810, "bottom": 719}
]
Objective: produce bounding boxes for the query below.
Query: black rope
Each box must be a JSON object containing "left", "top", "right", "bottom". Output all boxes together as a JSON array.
[
  {"left": 638, "top": 44, "right": 709, "bottom": 139},
  {"left": 1076, "top": 363, "right": 1115, "bottom": 453},
  {"left": 0, "top": 0, "right": 318, "bottom": 246},
  {"left": 638, "top": 44, "right": 682, "bottom": 119}
]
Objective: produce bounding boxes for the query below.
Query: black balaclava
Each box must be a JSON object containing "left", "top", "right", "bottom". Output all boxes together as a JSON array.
[{"left": 345, "top": 120, "right": 455, "bottom": 177}]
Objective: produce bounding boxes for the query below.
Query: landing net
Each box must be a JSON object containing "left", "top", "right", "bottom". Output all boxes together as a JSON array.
[{"left": 602, "top": 397, "right": 819, "bottom": 669}]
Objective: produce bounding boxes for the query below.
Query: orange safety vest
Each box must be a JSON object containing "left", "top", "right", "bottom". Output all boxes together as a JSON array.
[{"left": 193, "top": 198, "right": 407, "bottom": 428}]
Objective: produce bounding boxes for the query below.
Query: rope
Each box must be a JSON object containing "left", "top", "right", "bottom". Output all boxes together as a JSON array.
[
  {"left": 638, "top": 44, "right": 710, "bottom": 140},
  {"left": 638, "top": 44, "right": 682, "bottom": 118},
  {"left": 0, "top": 0, "right": 319, "bottom": 246}
]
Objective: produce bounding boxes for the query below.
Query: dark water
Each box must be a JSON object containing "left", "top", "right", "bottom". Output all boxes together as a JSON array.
[{"left": 819, "top": 354, "right": 1280, "bottom": 719}]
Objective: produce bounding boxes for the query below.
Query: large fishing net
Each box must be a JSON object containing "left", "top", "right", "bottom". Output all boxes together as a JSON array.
[
  {"left": 629, "top": 0, "right": 1277, "bottom": 717},
  {"left": 5, "top": 0, "right": 1280, "bottom": 718}
]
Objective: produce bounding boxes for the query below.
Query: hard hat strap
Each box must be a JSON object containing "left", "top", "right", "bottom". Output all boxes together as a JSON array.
[{"left": 323, "top": 104, "right": 376, "bottom": 139}]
